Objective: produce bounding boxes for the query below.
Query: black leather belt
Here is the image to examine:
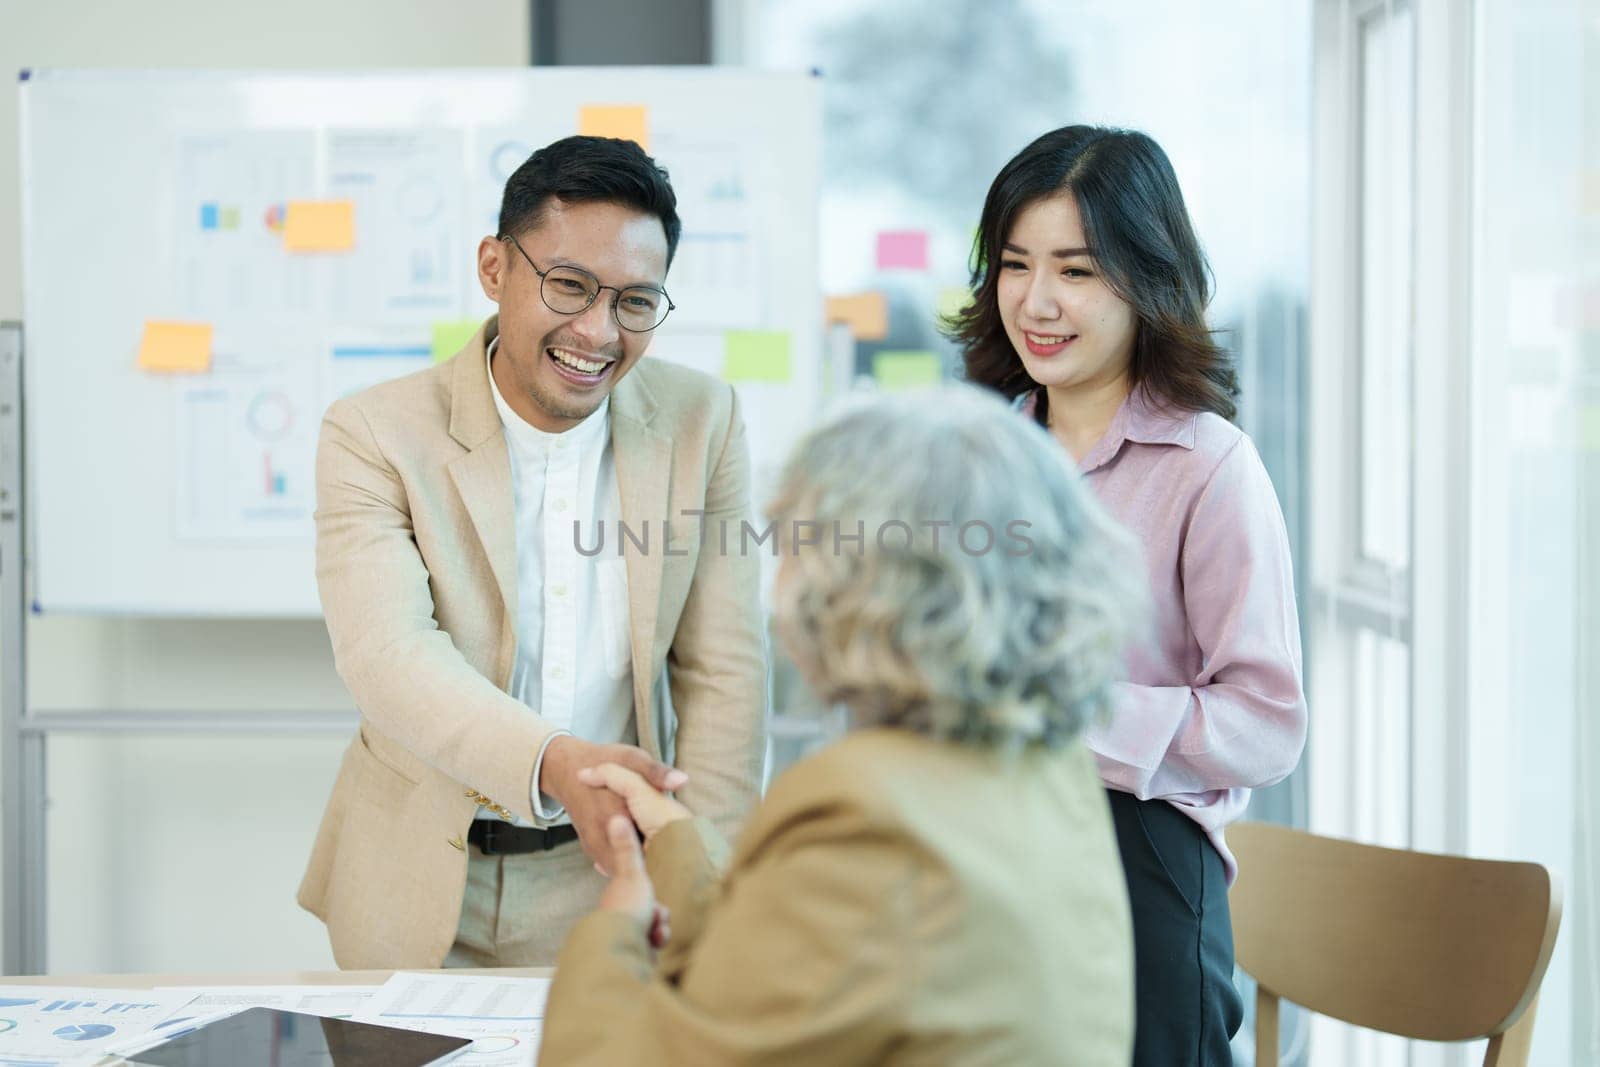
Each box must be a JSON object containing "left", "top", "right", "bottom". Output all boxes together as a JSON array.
[{"left": 468, "top": 819, "right": 580, "bottom": 855}]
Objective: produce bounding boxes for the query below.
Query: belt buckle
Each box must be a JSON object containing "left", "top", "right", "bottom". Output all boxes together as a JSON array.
[{"left": 481, "top": 819, "right": 506, "bottom": 855}]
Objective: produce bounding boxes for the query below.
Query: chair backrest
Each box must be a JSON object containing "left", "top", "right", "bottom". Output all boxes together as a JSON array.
[{"left": 1228, "top": 821, "right": 1562, "bottom": 1067}]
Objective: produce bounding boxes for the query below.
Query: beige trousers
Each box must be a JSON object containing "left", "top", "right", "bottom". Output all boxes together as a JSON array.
[{"left": 443, "top": 837, "right": 609, "bottom": 967}]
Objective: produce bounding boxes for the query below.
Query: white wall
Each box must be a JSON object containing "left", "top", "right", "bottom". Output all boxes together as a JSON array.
[{"left": 1, "top": 0, "right": 529, "bottom": 973}]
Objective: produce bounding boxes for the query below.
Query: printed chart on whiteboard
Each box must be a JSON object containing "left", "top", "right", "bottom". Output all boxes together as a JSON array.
[{"left": 161, "top": 120, "right": 801, "bottom": 541}]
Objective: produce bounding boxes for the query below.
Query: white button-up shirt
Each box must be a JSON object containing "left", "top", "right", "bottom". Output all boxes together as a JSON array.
[{"left": 485, "top": 338, "right": 636, "bottom": 827}]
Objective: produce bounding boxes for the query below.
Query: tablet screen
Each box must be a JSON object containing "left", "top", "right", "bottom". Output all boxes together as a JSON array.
[{"left": 126, "top": 1006, "right": 471, "bottom": 1066}]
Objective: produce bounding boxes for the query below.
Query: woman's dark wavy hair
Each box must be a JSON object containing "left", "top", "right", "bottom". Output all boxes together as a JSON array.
[{"left": 944, "top": 125, "right": 1238, "bottom": 423}]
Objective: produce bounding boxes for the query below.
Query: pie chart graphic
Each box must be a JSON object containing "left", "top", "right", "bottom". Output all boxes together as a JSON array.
[
  {"left": 490, "top": 141, "right": 530, "bottom": 183},
  {"left": 468, "top": 1035, "right": 518, "bottom": 1054},
  {"left": 246, "top": 391, "right": 295, "bottom": 443},
  {"left": 396, "top": 175, "right": 444, "bottom": 224},
  {"left": 55, "top": 1023, "right": 116, "bottom": 1041}
]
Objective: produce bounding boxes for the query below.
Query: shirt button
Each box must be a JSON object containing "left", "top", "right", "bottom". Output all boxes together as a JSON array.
[
  {"left": 553, "top": 437, "right": 567, "bottom": 449},
  {"left": 551, "top": 584, "right": 567, "bottom": 598},
  {"left": 551, "top": 666, "right": 565, "bottom": 680},
  {"left": 553, "top": 498, "right": 569, "bottom": 513}
]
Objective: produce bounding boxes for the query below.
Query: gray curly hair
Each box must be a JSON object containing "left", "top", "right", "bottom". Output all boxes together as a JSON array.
[{"left": 766, "top": 384, "right": 1145, "bottom": 748}]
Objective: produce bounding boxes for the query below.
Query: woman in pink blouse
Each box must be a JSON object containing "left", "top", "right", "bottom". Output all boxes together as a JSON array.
[{"left": 947, "top": 125, "right": 1309, "bottom": 1065}]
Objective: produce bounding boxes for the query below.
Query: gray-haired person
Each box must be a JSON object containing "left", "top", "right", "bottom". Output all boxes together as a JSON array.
[{"left": 538, "top": 384, "right": 1146, "bottom": 1066}]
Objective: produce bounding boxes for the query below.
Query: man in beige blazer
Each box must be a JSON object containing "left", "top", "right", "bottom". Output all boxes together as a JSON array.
[{"left": 298, "top": 135, "right": 768, "bottom": 969}]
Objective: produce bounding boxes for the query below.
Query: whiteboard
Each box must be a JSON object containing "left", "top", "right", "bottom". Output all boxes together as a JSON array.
[{"left": 19, "top": 68, "right": 821, "bottom": 616}]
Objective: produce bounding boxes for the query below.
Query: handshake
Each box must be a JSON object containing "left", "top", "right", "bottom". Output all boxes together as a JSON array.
[
  {"left": 536, "top": 735, "right": 692, "bottom": 873},
  {"left": 537, "top": 735, "right": 693, "bottom": 947}
]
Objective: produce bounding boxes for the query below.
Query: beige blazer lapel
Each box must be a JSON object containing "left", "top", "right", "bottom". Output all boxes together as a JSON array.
[
  {"left": 445, "top": 320, "right": 519, "bottom": 644},
  {"left": 611, "top": 370, "right": 672, "bottom": 756}
]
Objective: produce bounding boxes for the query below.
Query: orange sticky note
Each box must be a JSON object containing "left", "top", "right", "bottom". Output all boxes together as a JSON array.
[
  {"left": 283, "top": 200, "right": 356, "bottom": 253},
  {"left": 825, "top": 292, "right": 889, "bottom": 341},
  {"left": 579, "top": 105, "right": 649, "bottom": 151},
  {"left": 137, "top": 320, "right": 213, "bottom": 373}
]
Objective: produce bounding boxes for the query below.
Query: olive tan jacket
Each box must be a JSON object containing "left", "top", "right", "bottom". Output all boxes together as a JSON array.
[{"left": 542, "top": 729, "right": 1135, "bottom": 1066}]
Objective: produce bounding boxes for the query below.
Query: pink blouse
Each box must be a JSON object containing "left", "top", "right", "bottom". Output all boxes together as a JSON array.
[{"left": 1021, "top": 387, "right": 1308, "bottom": 882}]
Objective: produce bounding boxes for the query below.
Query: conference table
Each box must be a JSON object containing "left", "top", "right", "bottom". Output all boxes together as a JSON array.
[
  {"left": 0, "top": 966, "right": 556, "bottom": 1063},
  {"left": 0, "top": 966, "right": 552, "bottom": 987}
]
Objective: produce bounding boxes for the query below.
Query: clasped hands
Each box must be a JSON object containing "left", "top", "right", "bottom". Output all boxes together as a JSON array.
[{"left": 537, "top": 736, "right": 692, "bottom": 945}]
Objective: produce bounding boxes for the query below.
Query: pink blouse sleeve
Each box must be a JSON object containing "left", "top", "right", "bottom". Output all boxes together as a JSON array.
[{"left": 1088, "top": 437, "right": 1308, "bottom": 800}]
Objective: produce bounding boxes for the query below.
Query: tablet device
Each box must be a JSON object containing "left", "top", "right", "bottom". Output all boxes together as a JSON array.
[{"left": 124, "top": 1006, "right": 472, "bottom": 1066}]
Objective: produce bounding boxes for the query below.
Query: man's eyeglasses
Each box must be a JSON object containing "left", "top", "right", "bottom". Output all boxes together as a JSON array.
[{"left": 500, "top": 234, "right": 675, "bottom": 333}]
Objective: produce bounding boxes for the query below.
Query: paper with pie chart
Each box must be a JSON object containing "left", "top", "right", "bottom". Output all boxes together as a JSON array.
[
  {"left": 175, "top": 342, "right": 319, "bottom": 541},
  {"left": 324, "top": 128, "right": 467, "bottom": 324},
  {"left": 0, "top": 986, "right": 194, "bottom": 1063},
  {"left": 354, "top": 971, "right": 552, "bottom": 1065}
]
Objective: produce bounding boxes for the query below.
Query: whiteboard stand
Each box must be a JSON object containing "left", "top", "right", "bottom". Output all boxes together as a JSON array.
[{"left": 1, "top": 320, "right": 45, "bottom": 976}]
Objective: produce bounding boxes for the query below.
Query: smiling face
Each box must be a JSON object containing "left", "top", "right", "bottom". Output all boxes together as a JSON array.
[
  {"left": 997, "top": 192, "right": 1138, "bottom": 398},
  {"left": 477, "top": 197, "right": 670, "bottom": 433}
]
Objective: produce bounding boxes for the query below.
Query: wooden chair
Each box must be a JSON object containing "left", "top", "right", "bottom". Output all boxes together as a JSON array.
[{"left": 1228, "top": 821, "right": 1563, "bottom": 1067}]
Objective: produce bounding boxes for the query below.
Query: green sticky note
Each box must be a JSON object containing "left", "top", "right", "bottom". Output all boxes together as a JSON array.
[
  {"left": 722, "top": 331, "right": 792, "bottom": 383},
  {"left": 432, "top": 319, "right": 482, "bottom": 363},
  {"left": 1583, "top": 404, "right": 1600, "bottom": 451},
  {"left": 873, "top": 351, "right": 943, "bottom": 389},
  {"left": 936, "top": 286, "right": 971, "bottom": 320}
]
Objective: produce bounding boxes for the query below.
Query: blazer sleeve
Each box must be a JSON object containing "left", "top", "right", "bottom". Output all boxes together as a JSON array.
[
  {"left": 539, "top": 794, "right": 913, "bottom": 1067},
  {"left": 643, "top": 816, "right": 731, "bottom": 980},
  {"left": 666, "top": 387, "right": 769, "bottom": 840},
  {"left": 315, "top": 397, "right": 555, "bottom": 824},
  {"left": 1087, "top": 436, "right": 1308, "bottom": 799}
]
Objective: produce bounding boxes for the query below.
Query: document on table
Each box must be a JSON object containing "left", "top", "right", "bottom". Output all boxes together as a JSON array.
[
  {"left": 352, "top": 972, "right": 552, "bottom": 1066},
  {"left": 154, "top": 984, "right": 377, "bottom": 1022},
  {"left": 0, "top": 986, "right": 195, "bottom": 1065}
]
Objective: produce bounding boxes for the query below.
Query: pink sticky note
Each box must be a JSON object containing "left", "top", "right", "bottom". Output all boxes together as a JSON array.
[{"left": 876, "top": 230, "right": 928, "bottom": 271}]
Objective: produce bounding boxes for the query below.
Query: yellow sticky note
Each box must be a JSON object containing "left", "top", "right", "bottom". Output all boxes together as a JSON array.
[
  {"left": 936, "top": 287, "right": 971, "bottom": 321},
  {"left": 283, "top": 200, "right": 356, "bottom": 253},
  {"left": 432, "top": 319, "right": 483, "bottom": 363},
  {"left": 723, "top": 331, "right": 791, "bottom": 383},
  {"left": 137, "top": 320, "right": 213, "bottom": 373},
  {"left": 873, "top": 351, "right": 943, "bottom": 390},
  {"left": 579, "top": 105, "right": 650, "bottom": 151},
  {"left": 825, "top": 292, "right": 889, "bottom": 341}
]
